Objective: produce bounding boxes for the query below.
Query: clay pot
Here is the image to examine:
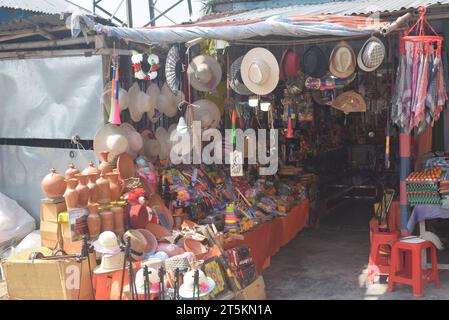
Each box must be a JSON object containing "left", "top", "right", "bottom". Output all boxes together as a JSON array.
[
  {"left": 41, "top": 168, "right": 66, "bottom": 199},
  {"left": 173, "top": 209, "right": 185, "bottom": 230},
  {"left": 87, "top": 174, "right": 99, "bottom": 204},
  {"left": 99, "top": 151, "right": 112, "bottom": 175},
  {"left": 83, "top": 161, "right": 100, "bottom": 177},
  {"left": 100, "top": 209, "right": 114, "bottom": 232},
  {"left": 96, "top": 173, "right": 111, "bottom": 204},
  {"left": 75, "top": 174, "right": 90, "bottom": 208},
  {"left": 107, "top": 172, "right": 122, "bottom": 201},
  {"left": 111, "top": 206, "right": 125, "bottom": 237},
  {"left": 87, "top": 203, "right": 101, "bottom": 240},
  {"left": 65, "top": 163, "right": 80, "bottom": 180},
  {"left": 64, "top": 178, "right": 79, "bottom": 209}
]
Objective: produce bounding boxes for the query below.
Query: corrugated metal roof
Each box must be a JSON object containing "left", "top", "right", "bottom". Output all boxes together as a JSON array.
[
  {"left": 200, "top": 0, "right": 449, "bottom": 23},
  {"left": 0, "top": 0, "right": 79, "bottom": 14}
]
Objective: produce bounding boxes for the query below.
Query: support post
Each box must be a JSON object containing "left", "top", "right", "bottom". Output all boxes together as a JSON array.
[
  {"left": 126, "top": 0, "right": 133, "bottom": 28},
  {"left": 148, "top": 0, "right": 155, "bottom": 26},
  {"left": 399, "top": 130, "right": 411, "bottom": 235}
]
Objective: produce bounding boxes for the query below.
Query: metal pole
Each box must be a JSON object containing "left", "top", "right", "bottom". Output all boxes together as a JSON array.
[
  {"left": 126, "top": 0, "right": 133, "bottom": 28},
  {"left": 187, "top": 0, "right": 193, "bottom": 20},
  {"left": 148, "top": 0, "right": 156, "bottom": 26},
  {"left": 399, "top": 129, "right": 411, "bottom": 235},
  {"left": 143, "top": 0, "right": 184, "bottom": 27}
]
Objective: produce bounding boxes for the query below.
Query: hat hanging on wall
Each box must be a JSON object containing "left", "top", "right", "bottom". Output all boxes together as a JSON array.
[
  {"left": 240, "top": 47, "right": 280, "bottom": 96},
  {"left": 166, "top": 45, "right": 184, "bottom": 94},
  {"left": 140, "top": 129, "right": 161, "bottom": 162},
  {"left": 357, "top": 36, "right": 386, "bottom": 72},
  {"left": 332, "top": 90, "right": 366, "bottom": 114},
  {"left": 302, "top": 46, "right": 328, "bottom": 78},
  {"left": 279, "top": 49, "right": 300, "bottom": 81},
  {"left": 329, "top": 41, "right": 356, "bottom": 79},
  {"left": 187, "top": 55, "right": 222, "bottom": 92},
  {"left": 158, "top": 83, "right": 179, "bottom": 118},
  {"left": 191, "top": 99, "right": 221, "bottom": 129},
  {"left": 93, "top": 123, "right": 129, "bottom": 162},
  {"left": 120, "top": 122, "right": 143, "bottom": 159},
  {"left": 129, "top": 90, "right": 153, "bottom": 123},
  {"left": 229, "top": 56, "right": 253, "bottom": 96},
  {"left": 146, "top": 83, "right": 160, "bottom": 123}
]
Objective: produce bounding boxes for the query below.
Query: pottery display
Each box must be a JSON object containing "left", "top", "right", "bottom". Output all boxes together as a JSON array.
[
  {"left": 111, "top": 206, "right": 125, "bottom": 237},
  {"left": 87, "top": 173, "right": 99, "bottom": 204},
  {"left": 117, "top": 153, "right": 136, "bottom": 180},
  {"left": 96, "top": 173, "right": 111, "bottom": 204},
  {"left": 63, "top": 178, "right": 79, "bottom": 209},
  {"left": 65, "top": 163, "right": 80, "bottom": 179},
  {"left": 87, "top": 203, "right": 101, "bottom": 240},
  {"left": 41, "top": 168, "right": 66, "bottom": 199},
  {"left": 98, "top": 151, "right": 113, "bottom": 174},
  {"left": 107, "top": 172, "right": 122, "bottom": 201},
  {"left": 83, "top": 161, "right": 101, "bottom": 177},
  {"left": 100, "top": 209, "right": 114, "bottom": 232},
  {"left": 75, "top": 173, "right": 90, "bottom": 207}
]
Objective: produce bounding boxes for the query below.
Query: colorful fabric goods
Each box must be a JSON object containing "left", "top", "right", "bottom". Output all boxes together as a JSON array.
[{"left": 131, "top": 53, "right": 160, "bottom": 80}]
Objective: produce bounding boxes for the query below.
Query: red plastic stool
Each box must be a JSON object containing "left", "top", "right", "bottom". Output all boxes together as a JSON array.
[
  {"left": 368, "top": 230, "right": 400, "bottom": 284},
  {"left": 388, "top": 239, "right": 439, "bottom": 297}
]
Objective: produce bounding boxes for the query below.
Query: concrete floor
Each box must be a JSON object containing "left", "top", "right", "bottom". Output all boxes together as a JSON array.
[{"left": 264, "top": 199, "right": 449, "bottom": 300}]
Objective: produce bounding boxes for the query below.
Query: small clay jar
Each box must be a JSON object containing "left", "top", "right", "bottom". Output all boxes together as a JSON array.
[
  {"left": 98, "top": 151, "right": 113, "bottom": 175},
  {"left": 41, "top": 168, "right": 66, "bottom": 199},
  {"left": 75, "top": 173, "right": 90, "bottom": 207},
  {"left": 96, "top": 173, "right": 111, "bottom": 204},
  {"left": 87, "top": 203, "right": 101, "bottom": 240},
  {"left": 87, "top": 174, "right": 99, "bottom": 204},
  {"left": 107, "top": 172, "right": 122, "bottom": 202},
  {"left": 65, "top": 163, "right": 80, "bottom": 180},
  {"left": 100, "top": 209, "right": 114, "bottom": 232},
  {"left": 111, "top": 206, "right": 125, "bottom": 237},
  {"left": 83, "top": 161, "right": 101, "bottom": 177},
  {"left": 64, "top": 178, "right": 79, "bottom": 209}
]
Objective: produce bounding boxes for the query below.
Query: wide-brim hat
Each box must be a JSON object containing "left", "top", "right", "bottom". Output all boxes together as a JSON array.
[
  {"left": 94, "top": 123, "right": 129, "bottom": 162},
  {"left": 191, "top": 99, "right": 221, "bottom": 129},
  {"left": 357, "top": 36, "right": 385, "bottom": 72},
  {"left": 279, "top": 49, "right": 300, "bottom": 81},
  {"left": 329, "top": 41, "right": 356, "bottom": 79},
  {"left": 94, "top": 251, "right": 125, "bottom": 274},
  {"left": 302, "top": 46, "right": 328, "bottom": 78},
  {"left": 157, "top": 83, "right": 178, "bottom": 118},
  {"left": 141, "top": 129, "right": 161, "bottom": 161},
  {"left": 120, "top": 123, "right": 143, "bottom": 158},
  {"left": 187, "top": 55, "right": 222, "bottom": 92},
  {"left": 332, "top": 90, "right": 366, "bottom": 114},
  {"left": 146, "top": 83, "right": 160, "bottom": 122},
  {"left": 93, "top": 231, "right": 122, "bottom": 255},
  {"left": 136, "top": 229, "right": 158, "bottom": 254},
  {"left": 241, "top": 48, "right": 279, "bottom": 96},
  {"left": 123, "top": 229, "right": 147, "bottom": 261},
  {"left": 129, "top": 90, "right": 153, "bottom": 123},
  {"left": 229, "top": 56, "right": 252, "bottom": 96}
]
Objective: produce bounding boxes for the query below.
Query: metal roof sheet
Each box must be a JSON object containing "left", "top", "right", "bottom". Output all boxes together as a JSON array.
[{"left": 0, "top": 0, "right": 79, "bottom": 15}]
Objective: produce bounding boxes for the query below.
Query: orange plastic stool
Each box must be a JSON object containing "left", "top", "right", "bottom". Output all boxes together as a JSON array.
[
  {"left": 368, "top": 229, "right": 400, "bottom": 283},
  {"left": 388, "top": 239, "right": 439, "bottom": 297}
]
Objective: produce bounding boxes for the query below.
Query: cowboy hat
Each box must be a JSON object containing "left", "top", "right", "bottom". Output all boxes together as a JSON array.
[
  {"left": 93, "top": 231, "right": 122, "bottom": 255},
  {"left": 94, "top": 123, "right": 129, "bottom": 162},
  {"left": 329, "top": 41, "right": 356, "bottom": 79},
  {"left": 279, "top": 49, "right": 300, "bottom": 81},
  {"left": 302, "top": 46, "right": 328, "bottom": 78},
  {"left": 229, "top": 56, "right": 252, "bottom": 96},
  {"left": 179, "top": 269, "right": 216, "bottom": 299},
  {"left": 191, "top": 99, "right": 221, "bottom": 129},
  {"left": 123, "top": 229, "right": 147, "bottom": 261},
  {"left": 357, "top": 36, "right": 385, "bottom": 72},
  {"left": 94, "top": 251, "right": 125, "bottom": 274},
  {"left": 241, "top": 48, "right": 279, "bottom": 96},
  {"left": 120, "top": 123, "right": 143, "bottom": 159},
  {"left": 187, "top": 55, "right": 222, "bottom": 92},
  {"left": 332, "top": 90, "right": 366, "bottom": 114}
]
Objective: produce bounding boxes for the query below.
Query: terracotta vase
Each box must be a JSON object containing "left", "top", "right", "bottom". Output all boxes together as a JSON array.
[
  {"left": 75, "top": 173, "right": 90, "bottom": 208},
  {"left": 87, "top": 203, "right": 101, "bottom": 240},
  {"left": 65, "top": 163, "right": 80, "bottom": 180},
  {"left": 100, "top": 209, "right": 114, "bottom": 232},
  {"left": 111, "top": 206, "right": 125, "bottom": 237},
  {"left": 107, "top": 172, "right": 122, "bottom": 201},
  {"left": 87, "top": 174, "right": 99, "bottom": 204},
  {"left": 83, "top": 161, "right": 100, "bottom": 177},
  {"left": 99, "top": 151, "right": 113, "bottom": 175},
  {"left": 64, "top": 178, "right": 79, "bottom": 209},
  {"left": 41, "top": 168, "right": 66, "bottom": 199},
  {"left": 96, "top": 173, "right": 111, "bottom": 204}
]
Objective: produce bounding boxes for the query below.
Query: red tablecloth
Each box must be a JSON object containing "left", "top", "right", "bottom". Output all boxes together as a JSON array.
[{"left": 238, "top": 199, "right": 310, "bottom": 274}]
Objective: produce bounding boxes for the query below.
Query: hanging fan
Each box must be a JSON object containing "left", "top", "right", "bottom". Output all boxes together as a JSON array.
[{"left": 165, "top": 45, "right": 183, "bottom": 94}]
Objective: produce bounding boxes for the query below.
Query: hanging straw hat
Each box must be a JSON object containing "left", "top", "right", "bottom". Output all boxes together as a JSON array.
[
  {"left": 129, "top": 90, "right": 153, "bottom": 123},
  {"left": 191, "top": 99, "right": 221, "bottom": 129},
  {"left": 302, "top": 46, "right": 328, "bottom": 78},
  {"left": 187, "top": 55, "right": 222, "bottom": 92},
  {"left": 141, "top": 129, "right": 161, "bottom": 162},
  {"left": 94, "top": 252, "right": 125, "bottom": 274},
  {"left": 229, "top": 56, "right": 253, "bottom": 96},
  {"left": 279, "top": 49, "right": 300, "bottom": 81},
  {"left": 146, "top": 83, "right": 160, "bottom": 120},
  {"left": 332, "top": 90, "right": 366, "bottom": 114},
  {"left": 240, "top": 47, "right": 279, "bottom": 96},
  {"left": 329, "top": 41, "right": 356, "bottom": 79},
  {"left": 94, "top": 123, "right": 129, "bottom": 162},
  {"left": 357, "top": 36, "right": 386, "bottom": 72},
  {"left": 120, "top": 122, "right": 143, "bottom": 159},
  {"left": 123, "top": 230, "right": 147, "bottom": 261}
]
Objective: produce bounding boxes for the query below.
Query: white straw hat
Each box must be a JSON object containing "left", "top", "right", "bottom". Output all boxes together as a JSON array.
[
  {"left": 94, "top": 251, "right": 125, "bottom": 274},
  {"left": 146, "top": 83, "right": 160, "bottom": 120},
  {"left": 187, "top": 55, "right": 222, "bottom": 92},
  {"left": 191, "top": 99, "right": 221, "bottom": 129},
  {"left": 179, "top": 269, "right": 216, "bottom": 299},
  {"left": 357, "top": 36, "right": 385, "bottom": 72},
  {"left": 329, "top": 41, "right": 356, "bottom": 79},
  {"left": 141, "top": 129, "right": 161, "bottom": 162},
  {"left": 241, "top": 48, "right": 279, "bottom": 96},
  {"left": 120, "top": 123, "right": 143, "bottom": 159},
  {"left": 158, "top": 83, "right": 178, "bottom": 118},
  {"left": 94, "top": 123, "right": 129, "bottom": 162},
  {"left": 93, "top": 231, "right": 122, "bottom": 255}
]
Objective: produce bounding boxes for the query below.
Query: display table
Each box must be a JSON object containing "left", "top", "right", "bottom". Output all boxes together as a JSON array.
[{"left": 237, "top": 199, "right": 310, "bottom": 274}]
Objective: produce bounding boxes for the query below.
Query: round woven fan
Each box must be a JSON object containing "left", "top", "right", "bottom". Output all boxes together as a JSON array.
[{"left": 165, "top": 45, "right": 183, "bottom": 94}]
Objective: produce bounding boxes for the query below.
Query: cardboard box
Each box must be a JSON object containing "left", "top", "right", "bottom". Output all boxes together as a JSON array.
[
  {"left": 2, "top": 247, "right": 95, "bottom": 300},
  {"left": 40, "top": 199, "right": 66, "bottom": 223},
  {"left": 234, "top": 275, "right": 266, "bottom": 300},
  {"left": 40, "top": 221, "right": 82, "bottom": 254},
  {"left": 40, "top": 220, "right": 60, "bottom": 242}
]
